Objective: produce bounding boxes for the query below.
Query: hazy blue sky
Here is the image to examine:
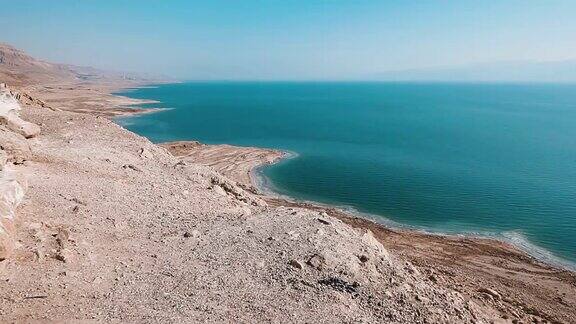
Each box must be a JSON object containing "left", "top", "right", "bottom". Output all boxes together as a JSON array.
[{"left": 1, "top": 0, "right": 575, "bottom": 80}]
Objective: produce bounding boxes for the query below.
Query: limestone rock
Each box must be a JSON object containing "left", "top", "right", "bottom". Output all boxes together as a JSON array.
[
  {"left": 138, "top": 147, "right": 153, "bottom": 159},
  {"left": 359, "top": 228, "right": 390, "bottom": 261},
  {"left": 0, "top": 88, "right": 41, "bottom": 138},
  {"left": 0, "top": 172, "right": 26, "bottom": 261},
  {"left": 0, "top": 231, "right": 13, "bottom": 261},
  {"left": 479, "top": 287, "right": 502, "bottom": 300},
  {"left": 0, "top": 149, "right": 7, "bottom": 170},
  {"left": 209, "top": 174, "right": 266, "bottom": 207},
  {"left": 10, "top": 118, "right": 40, "bottom": 138}
]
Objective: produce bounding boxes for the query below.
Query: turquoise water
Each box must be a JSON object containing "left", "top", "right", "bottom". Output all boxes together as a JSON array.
[{"left": 117, "top": 82, "right": 576, "bottom": 266}]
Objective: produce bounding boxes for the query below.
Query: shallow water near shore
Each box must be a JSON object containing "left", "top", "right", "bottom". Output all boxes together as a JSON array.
[{"left": 116, "top": 82, "right": 576, "bottom": 266}]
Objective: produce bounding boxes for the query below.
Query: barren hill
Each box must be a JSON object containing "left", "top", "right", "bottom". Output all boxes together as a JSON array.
[
  {"left": 0, "top": 43, "right": 75, "bottom": 86},
  {"left": 0, "top": 43, "right": 151, "bottom": 87}
]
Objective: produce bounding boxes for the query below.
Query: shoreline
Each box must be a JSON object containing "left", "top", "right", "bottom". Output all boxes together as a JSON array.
[
  {"left": 159, "top": 134, "right": 576, "bottom": 266},
  {"left": 159, "top": 131, "right": 576, "bottom": 273},
  {"left": 250, "top": 157, "right": 576, "bottom": 272},
  {"left": 119, "top": 82, "right": 576, "bottom": 273}
]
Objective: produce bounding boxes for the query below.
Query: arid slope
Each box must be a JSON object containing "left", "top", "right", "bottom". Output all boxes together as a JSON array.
[{"left": 0, "top": 44, "right": 574, "bottom": 323}]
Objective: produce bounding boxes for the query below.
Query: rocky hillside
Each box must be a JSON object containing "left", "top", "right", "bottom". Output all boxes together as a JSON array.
[{"left": 0, "top": 43, "right": 74, "bottom": 86}]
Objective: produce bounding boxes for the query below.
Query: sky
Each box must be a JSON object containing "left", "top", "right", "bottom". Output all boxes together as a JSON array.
[{"left": 1, "top": 0, "right": 576, "bottom": 80}]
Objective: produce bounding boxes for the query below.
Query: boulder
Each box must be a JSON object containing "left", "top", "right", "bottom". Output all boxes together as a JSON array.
[
  {"left": 0, "top": 126, "right": 32, "bottom": 164},
  {"left": 307, "top": 253, "right": 326, "bottom": 270},
  {"left": 5, "top": 117, "right": 41, "bottom": 139},
  {"left": 289, "top": 259, "right": 304, "bottom": 270}
]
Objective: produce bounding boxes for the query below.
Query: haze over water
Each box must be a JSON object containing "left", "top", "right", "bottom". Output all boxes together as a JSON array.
[{"left": 118, "top": 82, "right": 576, "bottom": 266}]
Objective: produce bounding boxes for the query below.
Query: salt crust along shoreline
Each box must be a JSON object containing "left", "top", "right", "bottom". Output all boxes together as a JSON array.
[{"left": 0, "top": 76, "right": 574, "bottom": 322}]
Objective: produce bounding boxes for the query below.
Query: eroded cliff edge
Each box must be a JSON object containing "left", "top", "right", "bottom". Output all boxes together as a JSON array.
[{"left": 0, "top": 83, "right": 40, "bottom": 261}]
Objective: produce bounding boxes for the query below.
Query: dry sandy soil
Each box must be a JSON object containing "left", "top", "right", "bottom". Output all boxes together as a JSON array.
[{"left": 0, "top": 43, "right": 575, "bottom": 322}]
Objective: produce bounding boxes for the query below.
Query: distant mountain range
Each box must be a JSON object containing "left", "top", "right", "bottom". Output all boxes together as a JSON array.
[
  {"left": 3, "top": 42, "right": 575, "bottom": 84},
  {"left": 369, "top": 61, "right": 576, "bottom": 83}
]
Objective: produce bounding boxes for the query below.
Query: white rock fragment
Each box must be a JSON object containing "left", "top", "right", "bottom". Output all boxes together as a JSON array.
[{"left": 0, "top": 90, "right": 41, "bottom": 138}]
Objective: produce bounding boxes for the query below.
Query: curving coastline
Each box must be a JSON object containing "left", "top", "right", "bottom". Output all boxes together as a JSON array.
[
  {"left": 115, "top": 80, "right": 576, "bottom": 269},
  {"left": 124, "top": 81, "right": 576, "bottom": 322},
  {"left": 253, "top": 151, "right": 576, "bottom": 269},
  {"left": 1, "top": 42, "right": 575, "bottom": 321},
  {"left": 163, "top": 131, "right": 576, "bottom": 273},
  {"left": 161, "top": 136, "right": 576, "bottom": 321}
]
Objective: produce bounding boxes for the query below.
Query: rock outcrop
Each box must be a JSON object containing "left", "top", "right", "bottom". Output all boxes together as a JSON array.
[
  {"left": 0, "top": 166, "right": 26, "bottom": 260},
  {"left": 0, "top": 84, "right": 41, "bottom": 138},
  {"left": 0, "top": 84, "right": 38, "bottom": 260}
]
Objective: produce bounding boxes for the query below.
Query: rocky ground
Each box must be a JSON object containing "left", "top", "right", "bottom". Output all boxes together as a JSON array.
[
  {"left": 17, "top": 82, "right": 164, "bottom": 117},
  {"left": 0, "top": 42, "right": 574, "bottom": 322}
]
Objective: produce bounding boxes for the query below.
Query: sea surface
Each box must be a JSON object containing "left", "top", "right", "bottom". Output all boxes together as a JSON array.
[{"left": 116, "top": 82, "right": 576, "bottom": 267}]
